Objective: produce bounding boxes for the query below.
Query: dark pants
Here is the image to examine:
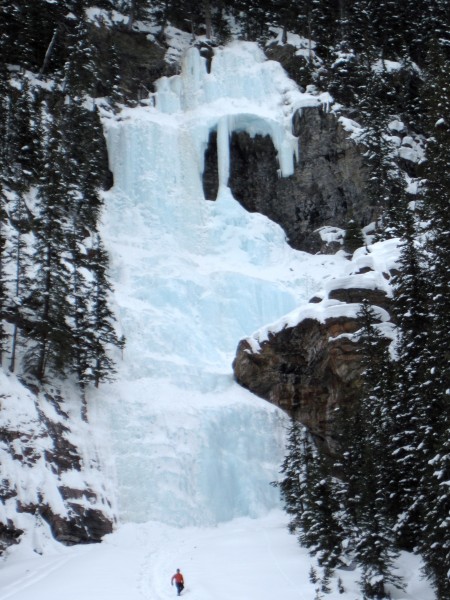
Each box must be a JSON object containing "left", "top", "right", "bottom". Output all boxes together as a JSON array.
[{"left": 175, "top": 582, "right": 184, "bottom": 595}]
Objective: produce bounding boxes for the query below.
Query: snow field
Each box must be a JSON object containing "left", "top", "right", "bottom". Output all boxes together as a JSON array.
[{"left": 0, "top": 510, "right": 432, "bottom": 600}]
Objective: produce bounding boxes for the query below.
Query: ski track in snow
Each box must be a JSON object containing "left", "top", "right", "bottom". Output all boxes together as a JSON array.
[
  {"left": 0, "top": 555, "right": 74, "bottom": 600},
  {"left": 141, "top": 513, "right": 315, "bottom": 600},
  {"left": 0, "top": 512, "right": 435, "bottom": 600}
]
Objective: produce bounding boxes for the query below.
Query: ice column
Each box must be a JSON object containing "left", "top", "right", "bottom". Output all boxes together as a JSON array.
[{"left": 217, "top": 116, "right": 231, "bottom": 188}]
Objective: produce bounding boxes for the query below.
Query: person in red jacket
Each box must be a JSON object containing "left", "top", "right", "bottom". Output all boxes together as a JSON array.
[{"left": 171, "top": 568, "right": 184, "bottom": 596}]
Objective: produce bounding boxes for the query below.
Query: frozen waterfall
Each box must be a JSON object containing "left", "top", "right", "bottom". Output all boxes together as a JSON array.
[{"left": 95, "top": 42, "right": 347, "bottom": 526}]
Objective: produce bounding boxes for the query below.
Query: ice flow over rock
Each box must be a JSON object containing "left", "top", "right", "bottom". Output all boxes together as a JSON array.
[{"left": 97, "top": 42, "right": 348, "bottom": 526}]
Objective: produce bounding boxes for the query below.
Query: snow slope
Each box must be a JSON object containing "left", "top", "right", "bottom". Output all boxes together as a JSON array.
[{"left": 0, "top": 42, "right": 435, "bottom": 599}]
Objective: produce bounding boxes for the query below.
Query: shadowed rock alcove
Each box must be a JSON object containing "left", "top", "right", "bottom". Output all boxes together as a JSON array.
[
  {"left": 202, "top": 108, "right": 372, "bottom": 253},
  {"left": 202, "top": 130, "right": 279, "bottom": 209}
]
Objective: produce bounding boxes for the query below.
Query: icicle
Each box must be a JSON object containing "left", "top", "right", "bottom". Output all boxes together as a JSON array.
[{"left": 216, "top": 116, "right": 230, "bottom": 189}]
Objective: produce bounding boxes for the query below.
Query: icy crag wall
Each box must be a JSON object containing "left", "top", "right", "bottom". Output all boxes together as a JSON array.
[
  {"left": 99, "top": 42, "right": 346, "bottom": 526},
  {"left": 103, "top": 381, "right": 289, "bottom": 526},
  {"left": 154, "top": 42, "right": 302, "bottom": 180},
  {"left": 103, "top": 42, "right": 325, "bottom": 387}
]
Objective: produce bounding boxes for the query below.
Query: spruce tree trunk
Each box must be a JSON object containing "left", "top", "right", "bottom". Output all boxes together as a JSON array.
[
  {"left": 127, "top": 0, "right": 136, "bottom": 30},
  {"left": 81, "top": 384, "right": 88, "bottom": 422},
  {"left": 0, "top": 216, "right": 7, "bottom": 367},
  {"left": 9, "top": 325, "right": 16, "bottom": 372},
  {"left": 9, "top": 238, "right": 21, "bottom": 373},
  {"left": 203, "top": 0, "right": 212, "bottom": 39},
  {"left": 39, "top": 26, "right": 59, "bottom": 78},
  {"left": 37, "top": 246, "right": 52, "bottom": 381}
]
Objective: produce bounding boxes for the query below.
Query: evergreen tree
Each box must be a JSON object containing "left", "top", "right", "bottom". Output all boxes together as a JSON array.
[
  {"left": 66, "top": 222, "right": 92, "bottom": 418},
  {"left": 127, "top": 0, "right": 151, "bottom": 30},
  {"left": 268, "top": 0, "right": 311, "bottom": 43},
  {"left": 298, "top": 448, "right": 344, "bottom": 574},
  {"left": 0, "top": 185, "right": 9, "bottom": 366},
  {"left": 156, "top": 0, "right": 209, "bottom": 35},
  {"left": 0, "top": 70, "right": 9, "bottom": 154},
  {"left": 356, "top": 70, "right": 404, "bottom": 235},
  {"left": 327, "top": 41, "right": 360, "bottom": 107},
  {"left": 338, "top": 301, "right": 401, "bottom": 599},
  {"left": 347, "top": 0, "right": 378, "bottom": 67},
  {"left": 343, "top": 219, "right": 364, "bottom": 254},
  {"left": 8, "top": 188, "right": 33, "bottom": 374},
  {"left": 83, "top": 235, "right": 122, "bottom": 390},
  {"left": 390, "top": 208, "right": 431, "bottom": 548},
  {"left": 231, "top": 0, "right": 271, "bottom": 41},
  {"left": 277, "top": 420, "right": 345, "bottom": 576},
  {"left": 54, "top": 95, "right": 119, "bottom": 395},
  {"left": 309, "top": 0, "right": 339, "bottom": 55},
  {"left": 275, "top": 419, "right": 307, "bottom": 534},
  {"left": 0, "top": 78, "right": 38, "bottom": 371},
  {"left": 23, "top": 113, "right": 73, "bottom": 381},
  {"left": 421, "top": 0, "right": 450, "bottom": 67},
  {"left": 372, "top": 0, "right": 405, "bottom": 61},
  {"left": 421, "top": 38, "right": 450, "bottom": 385},
  {"left": 63, "top": 13, "right": 98, "bottom": 99},
  {"left": 415, "top": 33, "right": 450, "bottom": 596},
  {"left": 0, "top": 1, "right": 17, "bottom": 68},
  {"left": 13, "top": 2, "right": 41, "bottom": 69},
  {"left": 337, "top": 381, "right": 366, "bottom": 533},
  {"left": 11, "top": 80, "right": 40, "bottom": 190},
  {"left": 422, "top": 429, "right": 450, "bottom": 599},
  {"left": 2, "top": 0, "right": 65, "bottom": 73},
  {"left": 399, "top": 0, "right": 428, "bottom": 65},
  {"left": 0, "top": 75, "right": 12, "bottom": 367},
  {"left": 354, "top": 302, "right": 402, "bottom": 598},
  {"left": 108, "top": 42, "right": 125, "bottom": 111}
]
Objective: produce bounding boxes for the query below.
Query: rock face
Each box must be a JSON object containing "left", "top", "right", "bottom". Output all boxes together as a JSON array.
[
  {"left": 91, "top": 24, "right": 168, "bottom": 101},
  {"left": 203, "top": 107, "right": 372, "bottom": 253},
  {"left": 233, "top": 316, "right": 362, "bottom": 453},
  {"left": 232, "top": 280, "right": 394, "bottom": 453},
  {"left": 0, "top": 378, "right": 114, "bottom": 554}
]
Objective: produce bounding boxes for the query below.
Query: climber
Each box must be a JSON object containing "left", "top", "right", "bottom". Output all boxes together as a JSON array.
[{"left": 171, "top": 568, "right": 185, "bottom": 596}]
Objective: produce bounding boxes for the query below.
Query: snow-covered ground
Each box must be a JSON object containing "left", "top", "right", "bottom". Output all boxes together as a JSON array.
[
  {"left": 0, "top": 42, "right": 435, "bottom": 599},
  {"left": 0, "top": 510, "right": 431, "bottom": 600}
]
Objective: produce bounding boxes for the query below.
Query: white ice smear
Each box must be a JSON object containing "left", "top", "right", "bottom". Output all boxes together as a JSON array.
[{"left": 97, "top": 42, "right": 349, "bottom": 526}]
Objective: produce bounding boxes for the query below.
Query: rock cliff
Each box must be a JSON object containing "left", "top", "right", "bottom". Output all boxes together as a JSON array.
[
  {"left": 233, "top": 314, "right": 361, "bottom": 453},
  {"left": 203, "top": 43, "right": 424, "bottom": 254},
  {"left": 232, "top": 247, "right": 398, "bottom": 453},
  {"left": 0, "top": 375, "right": 114, "bottom": 554},
  {"left": 203, "top": 107, "right": 371, "bottom": 253}
]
